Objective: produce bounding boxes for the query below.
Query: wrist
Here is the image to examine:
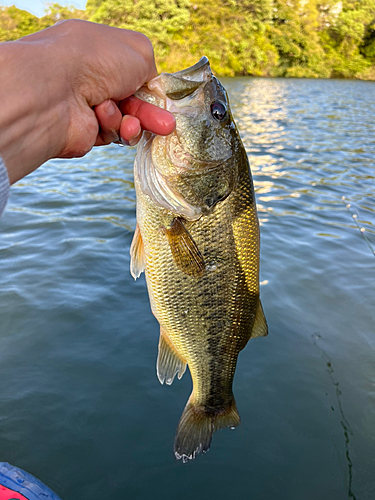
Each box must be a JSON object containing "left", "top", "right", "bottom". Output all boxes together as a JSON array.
[{"left": 0, "top": 38, "right": 71, "bottom": 184}]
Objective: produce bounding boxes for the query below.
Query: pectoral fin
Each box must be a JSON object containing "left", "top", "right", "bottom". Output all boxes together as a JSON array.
[
  {"left": 164, "top": 218, "right": 205, "bottom": 277},
  {"left": 251, "top": 300, "right": 268, "bottom": 338},
  {"left": 130, "top": 224, "right": 145, "bottom": 280},
  {"left": 157, "top": 328, "right": 186, "bottom": 385}
]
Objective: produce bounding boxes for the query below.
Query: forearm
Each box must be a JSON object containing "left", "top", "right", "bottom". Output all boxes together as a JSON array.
[
  {"left": 0, "top": 39, "right": 70, "bottom": 184},
  {"left": 0, "top": 20, "right": 174, "bottom": 189}
]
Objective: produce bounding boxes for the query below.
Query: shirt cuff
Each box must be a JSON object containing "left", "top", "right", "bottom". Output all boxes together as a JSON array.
[{"left": 0, "top": 156, "right": 10, "bottom": 217}]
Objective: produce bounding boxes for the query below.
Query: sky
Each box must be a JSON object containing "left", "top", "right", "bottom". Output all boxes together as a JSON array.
[{"left": 0, "top": 0, "right": 86, "bottom": 17}]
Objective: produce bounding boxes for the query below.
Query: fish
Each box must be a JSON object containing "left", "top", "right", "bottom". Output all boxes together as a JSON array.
[{"left": 130, "top": 57, "right": 268, "bottom": 462}]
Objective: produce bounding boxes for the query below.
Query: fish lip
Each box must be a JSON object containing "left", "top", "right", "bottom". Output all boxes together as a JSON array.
[{"left": 172, "top": 56, "right": 209, "bottom": 78}]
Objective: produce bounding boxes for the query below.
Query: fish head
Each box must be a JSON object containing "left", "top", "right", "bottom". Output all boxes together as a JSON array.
[
  {"left": 162, "top": 58, "right": 234, "bottom": 165},
  {"left": 135, "top": 57, "right": 242, "bottom": 220}
]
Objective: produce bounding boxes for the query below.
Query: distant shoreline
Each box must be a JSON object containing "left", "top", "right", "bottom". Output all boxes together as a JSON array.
[{"left": 2, "top": 1, "right": 375, "bottom": 82}]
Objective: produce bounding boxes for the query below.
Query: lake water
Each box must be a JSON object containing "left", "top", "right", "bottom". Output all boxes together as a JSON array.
[{"left": 0, "top": 77, "right": 374, "bottom": 500}]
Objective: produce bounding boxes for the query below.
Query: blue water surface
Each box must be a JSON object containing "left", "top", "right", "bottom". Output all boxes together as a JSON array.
[{"left": 0, "top": 78, "right": 374, "bottom": 500}]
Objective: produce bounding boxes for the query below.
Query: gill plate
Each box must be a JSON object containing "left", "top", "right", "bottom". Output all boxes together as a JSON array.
[{"left": 135, "top": 132, "right": 202, "bottom": 220}]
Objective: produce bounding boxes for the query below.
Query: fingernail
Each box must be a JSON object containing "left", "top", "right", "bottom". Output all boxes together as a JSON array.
[
  {"left": 111, "top": 130, "right": 120, "bottom": 142},
  {"left": 129, "top": 129, "right": 142, "bottom": 147},
  {"left": 105, "top": 100, "right": 116, "bottom": 116},
  {"left": 117, "top": 137, "right": 130, "bottom": 147}
]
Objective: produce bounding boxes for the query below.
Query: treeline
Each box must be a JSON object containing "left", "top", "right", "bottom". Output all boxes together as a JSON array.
[{"left": 1, "top": 0, "right": 375, "bottom": 79}]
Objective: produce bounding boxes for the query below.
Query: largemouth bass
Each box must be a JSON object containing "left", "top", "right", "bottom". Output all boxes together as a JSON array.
[{"left": 130, "top": 57, "right": 268, "bottom": 462}]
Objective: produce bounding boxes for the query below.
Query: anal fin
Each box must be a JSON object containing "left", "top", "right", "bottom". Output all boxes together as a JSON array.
[
  {"left": 251, "top": 300, "right": 268, "bottom": 338},
  {"left": 163, "top": 218, "right": 205, "bottom": 278},
  {"left": 157, "top": 328, "right": 186, "bottom": 385},
  {"left": 130, "top": 223, "right": 145, "bottom": 280}
]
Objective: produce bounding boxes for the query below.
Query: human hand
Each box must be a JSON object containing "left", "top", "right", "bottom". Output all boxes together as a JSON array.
[{"left": 0, "top": 20, "right": 175, "bottom": 184}]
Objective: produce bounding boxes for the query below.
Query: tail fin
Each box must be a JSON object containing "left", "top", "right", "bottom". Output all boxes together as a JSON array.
[{"left": 174, "top": 395, "right": 240, "bottom": 462}]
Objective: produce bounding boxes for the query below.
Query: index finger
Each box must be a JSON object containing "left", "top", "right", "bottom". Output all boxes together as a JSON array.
[{"left": 119, "top": 96, "right": 175, "bottom": 136}]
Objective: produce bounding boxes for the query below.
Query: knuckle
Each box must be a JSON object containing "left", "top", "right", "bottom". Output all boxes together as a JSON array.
[
  {"left": 53, "top": 18, "right": 86, "bottom": 35},
  {"left": 135, "top": 32, "right": 155, "bottom": 63}
]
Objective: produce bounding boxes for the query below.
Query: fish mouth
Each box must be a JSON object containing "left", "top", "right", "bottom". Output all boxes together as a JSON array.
[
  {"left": 173, "top": 56, "right": 210, "bottom": 79},
  {"left": 150, "top": 57, "right": 212, "bottom": 102},
  {"left": 135, "top": 57, "right": 212, "bottom": 108}
]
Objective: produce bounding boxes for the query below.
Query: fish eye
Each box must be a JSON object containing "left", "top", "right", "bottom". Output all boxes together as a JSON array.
[{"left": 211, "top": 101, "right": 227, "bottom": 122}]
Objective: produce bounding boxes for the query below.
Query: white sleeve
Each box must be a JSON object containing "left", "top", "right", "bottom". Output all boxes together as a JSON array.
[{"left": 0, "top": 156, "right": 10, "bottom": 217}]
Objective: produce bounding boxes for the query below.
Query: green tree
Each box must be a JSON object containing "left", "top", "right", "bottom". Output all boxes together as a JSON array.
[
  {"left": 320, "top": 0, "right": 375, "bottom": 77},
  {"left": 269, "top": 0, "right": 330, "bottom": 77},
  {"left": 39, "top": 3, "right": 87, "bottom": 29},
  {"left": 174, "top": 0, "right": 278, "bottom": 76},
  {"left": 0, "top": 5, "right": 40, "bottom": 42},
  {"left": 1, "top": 0, "right": 375, "bottom": 80},
  {"left": 235, "top": 0, "right": 273, "bottom": 21},
  {"left": 87, "top": 0, "right": 190, "bottom": 60}
]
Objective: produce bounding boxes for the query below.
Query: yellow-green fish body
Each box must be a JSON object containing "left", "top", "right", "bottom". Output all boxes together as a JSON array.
[{"left": 131, "top": 57, "right": 267, "bottom": 461}]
